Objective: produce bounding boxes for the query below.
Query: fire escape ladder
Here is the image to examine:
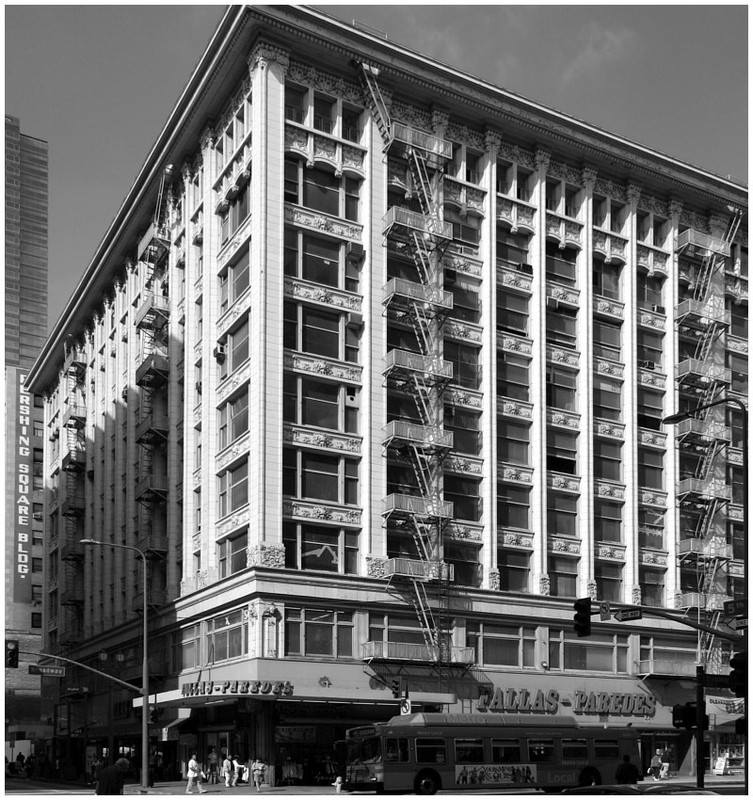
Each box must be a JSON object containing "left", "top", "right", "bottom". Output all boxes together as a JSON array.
[
  {"left": 355, "top": 62, "right": 392, "bottom": 148},
  {"left": 408, "top": 230, "right": 436, "bottom": 287},
  {"left": 409, "top": 577, "right": 440, "bottom": 650},
  {"left": 408, "top": 300, "right": 438, "bottom": 357},
  {"left": 407, "top": 149, "right": 437, "bottom": 218}
]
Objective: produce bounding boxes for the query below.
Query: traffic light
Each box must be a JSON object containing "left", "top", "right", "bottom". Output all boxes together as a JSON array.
[
  {"left": 150, "top": 708, "right": 160, "bottom": 724},
  {"left": 671, "top": 703, "right": 708, "bottom": 731},
  {"left": 390, "top": 679, "right": 401, "bottom": 698},
  {"left": 729, "top": 652, "right": 747, "bottom": 698},
  {"left": 5, "top": 639, "right": 19, "bottom": 668},
  {"left": 573, "top": 597, "right": 592, "bottom": 637}
]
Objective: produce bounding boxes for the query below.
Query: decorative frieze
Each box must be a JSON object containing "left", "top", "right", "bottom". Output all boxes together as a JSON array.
[
  {"left": 283, "top": 499, "right": 361, "bottom": 526},
  {"left": 444, "top": 387, "right": 483, "bottom": 410},
  {"left": 639, "top": 489, "right": 668, "bottom": 508},
  {"left": 595, "top": 543, "right": 626, "bottom": 562},
  {"left": 548, "top": 473, "right": 580, "bottom": 493},
  {"left": 499, "top": 531, "right": 534, "bottom": 549},
  {"left": 283, "top": 352, "right": 362, "bottom": 384},
  {"left": 637, "top": 308, "right": 667, "bottom": 331},
  {"left": 636, "top": 245, "right": 670, "bottom": 277},
  {"left": 217, "top": 362, "right": 251, "bottom": 405},
  {"left": 498, "top": 141, "right": 535, "bottom": 169},
  {"left": 247, "top": 543, "right": 286, "bottom": 569},
  {"left": 286, "top": 59, "right": 362, "bottom": 104},
  {"left": 497, "top": 197, "right": 536, "bottom": 234},
  {"left": 550, "top": 537, "right": 581, "bottom": 555},
  {"left": 284, "top": 277, "right": 361, "bottom": 312},
  {"left": 593, "top": 296, "right": 625, "bottom": 321},
  {"left": 284, "top": 204, "right": 363, "bottom": 242},
  {"left": 498, "top": 399, "right": 533, "bottom": 420},
  {"left": 498, "top": 334, "right": 533, "bottom": 356},
  {"left": 726, "top": 335, "right": 748, "bottom": 356},
  {"left": 444, "top": 319, "right": 482, "bottom": 344},
  {"left": 638, "top": 429, "right": 667, "bottom": 449},
  {"left": 547, "top": 347, "right": 580, "bottom": 369},
  {"left": 593, "top": 229, "right": 628, "bottom": 263},
  {"left": 366, "top": 557, "right": 387, "bottom": 579},
  {"left": 499, "top": 465, "right": 534, "bottom": 484},
  {"left": 594, "top": 420, "right": 626, "bottom": 440},
  {"left": 548, "top": 409, "right": 580, "bottom": 430},
  {"left": 499, "top": 266, "right": 533, "bottom": 294},
  {"left": 546, "top": 282, "right": 579, "bottom": 307},
  {"left": 639, "top": 550, "right": 668, "bottom": 568},
  {"left": 443, "top": 250, "right": 483, "bottom": 278},
  {"left": 216, "top": 505, "right": 251, "bottom": 538},
  {"left": 217, "top": 214, "right": 253, "bottom": 270},
  {"left": 594, "top": 481, "right": 625, "bottom": 501},
  {"left": 593, "top": 178, "right": 627, "bottom": 202},
  {"left": 728, "top": 561, "right": 745, "bottom": 578},
  {"left": 216, "top": 432, "right": 251, "bottom": 473},
  {"left": 284, "top": 125, "right": 366, "bottom": 179},
  {"left": 538, "top": 573, "right": 551, "bottom": 596},
  {"left": 283, "top": 424, "right": 361, "bottom": 454},
  {"left": 444, "top": 455, "right": 483, "bottom": 476},
  {"left": 638, "top": 367, "right": 667, "bottom": 390},
  {"left": 489, "top": 569, "right": 500, "bottom": 591},
  {"left": 446, "top": 522, "right": 483, "bottom": 542}
]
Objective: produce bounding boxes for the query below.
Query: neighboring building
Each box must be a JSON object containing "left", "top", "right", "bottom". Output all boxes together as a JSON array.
[
  {"left": 27, "top": 6, "right": 747, "bottom": 784},
  {"left": 5, "top": 114, "right": 50, "bottom": 761}
]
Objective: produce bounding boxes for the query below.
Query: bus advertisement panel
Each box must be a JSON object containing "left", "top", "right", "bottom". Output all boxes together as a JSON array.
[{"left": 344, "top": 713, "right": 641, "bottom": 794}]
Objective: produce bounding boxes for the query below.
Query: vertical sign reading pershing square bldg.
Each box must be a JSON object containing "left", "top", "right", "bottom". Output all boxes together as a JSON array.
[{"left": 15, "top": 372, "right": 33, "bottom": 602}]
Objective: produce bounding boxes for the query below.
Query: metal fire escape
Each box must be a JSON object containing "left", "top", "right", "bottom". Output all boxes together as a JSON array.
[
  {"left": 134, "top": 169, "right": 172, "bottom": 540},
  {"left": 357, "top": 61, "right": 467, "bottom": 668},
  {"left": 674, "top": 211, "right": 742, "bottom": 668}
]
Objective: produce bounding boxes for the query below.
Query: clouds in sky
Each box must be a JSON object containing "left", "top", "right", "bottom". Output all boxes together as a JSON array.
[{"left": 560, "top": 21, "right": 636, "bottom": 85}]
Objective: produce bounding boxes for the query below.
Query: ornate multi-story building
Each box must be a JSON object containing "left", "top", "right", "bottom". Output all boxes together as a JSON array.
[
  {"left": 27, "top": 6, "right": 746, "bottom": 783},
  {"left": 5, "top": 114, "right": 50, "bottom": 761}
]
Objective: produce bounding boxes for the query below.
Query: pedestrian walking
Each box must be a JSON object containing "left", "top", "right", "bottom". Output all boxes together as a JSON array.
[
  {"left": 649, "top": 750, "right": 662, "bottom": 781},
  {"left": 222, "top": 753, "right": 234, "bottom": 787},
  {"left": 207, "top": 747, "right": 219, "bottom": 784},
  {"left": 251, "top": 756, "right": 266, "bottom": 792},
  {"left": 95, "top": 757, "right": 130, "bottom": 795},
  {"left": 614, "top": 754, "right": 640, "bottom": 784},
  {"left": 186, "top": 753, "right": 207, "bottom": 794}
]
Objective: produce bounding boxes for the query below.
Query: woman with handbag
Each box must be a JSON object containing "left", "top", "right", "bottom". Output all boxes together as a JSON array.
[{"left": 186, "top": 754, "right": 207, "bottom": 794}]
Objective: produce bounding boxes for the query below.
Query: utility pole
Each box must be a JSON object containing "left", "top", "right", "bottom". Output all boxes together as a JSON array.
[{"left": 696, "top": 664, "right": 706, "bottom": 790}]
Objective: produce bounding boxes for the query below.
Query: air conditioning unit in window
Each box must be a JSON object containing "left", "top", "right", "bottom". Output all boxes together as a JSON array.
[
  {"left": 640, "top": 360, "right": 657, "bottom": 371},
  {"left": 346, "top": 242, "right": 365, "bottom": 264},
  {"left": 517, "top": 263, "right": 534, "bottom": 275},
  {"left": 213, "top": 343, "right": 226, "bottom": 362},
  {"left": 345, "top": 394, "right": 358, "bottom": 408},
  {"left": 546, "top": 297, "right": 560, "bottom": 310},
  {"left": 652, "top": 305, "right": 666, "bottom": 314},
  {"left": 195, "top": 380, "right": 203, "bottom": 394},
  {"left": 346, "top": 312, "right": 363, "bottom": 329}
]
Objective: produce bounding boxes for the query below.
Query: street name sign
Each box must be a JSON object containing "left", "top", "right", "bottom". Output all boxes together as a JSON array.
[
  {"left": 614, "top": 608, "right": 643, "bottom": 622},
  {"left": 28, "top": 664, "right": 65, "bottom": 677},
  {"left": 724, "top": 599, "right": 747, "bottom": 617}
]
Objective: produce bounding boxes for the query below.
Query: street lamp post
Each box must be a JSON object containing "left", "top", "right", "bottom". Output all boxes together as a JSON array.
[
  {"left": 81, "top": 539, "right": 150, "bottom": 794},
  {"left": 663, "top": 397, "right": 748, "bottom": 791}
]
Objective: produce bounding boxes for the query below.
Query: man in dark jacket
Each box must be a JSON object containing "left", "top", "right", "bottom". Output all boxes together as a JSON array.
[
  {"left": 614, "top": 754, "right": 641, "bottom": 784},
  {"left": 95, "top": 757, "right": 129, "bottom": 795}
]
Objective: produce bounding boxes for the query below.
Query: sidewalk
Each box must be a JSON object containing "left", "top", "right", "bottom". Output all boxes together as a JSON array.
[{"left": 125, "top": 783, "right": 343, "bottom": 796}]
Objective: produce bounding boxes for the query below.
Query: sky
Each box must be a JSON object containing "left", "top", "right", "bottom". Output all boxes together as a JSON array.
[{"left": 4, "top": 3, "right": 748, "bottom": 332}]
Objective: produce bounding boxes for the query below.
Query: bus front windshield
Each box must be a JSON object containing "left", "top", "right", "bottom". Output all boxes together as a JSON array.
[{"left": 347, "top": 736, "right": 382, "bottom": 763}]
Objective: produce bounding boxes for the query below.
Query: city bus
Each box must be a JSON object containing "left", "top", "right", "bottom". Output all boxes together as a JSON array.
[{"left": 342, "top": 713, "right": 641, "bottom": 794}]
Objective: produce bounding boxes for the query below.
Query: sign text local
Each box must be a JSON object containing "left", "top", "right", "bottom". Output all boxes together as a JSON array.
[
  {"left": 29, "top": 664, "right": 66, "bottom": 677},
  {"left": 181, "top": 679, "right": 294, "bottom": 698},
  {"left": 477, "top": 687, "right": 655, "bottom": 717}
]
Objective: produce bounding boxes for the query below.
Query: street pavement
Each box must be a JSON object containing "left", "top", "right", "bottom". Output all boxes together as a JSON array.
[{"left": 3, "top": 774, "right": 746, "bottom": 796}]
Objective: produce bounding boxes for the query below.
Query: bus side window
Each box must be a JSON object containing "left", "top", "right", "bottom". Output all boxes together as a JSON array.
[
  {"left": 593, "top": 740, "right": 619, "bottom": 761},
  {"left": 491, "top": 738, "right": 522, "bottom": 764},
  {"left": 385, "top": 738, "right": 409, "bottom": 762},
  {"left": 527, "top": 739, "right": 555, "bottom": 763},
  {"left": 562, "top": 739, "right": 588, "bottom": 760},
  {"left": 416, "top": 738, "right": 446, "bottom": 764},
  {"left": 455, "top": 738, "right": 485, "bottom": 764}
]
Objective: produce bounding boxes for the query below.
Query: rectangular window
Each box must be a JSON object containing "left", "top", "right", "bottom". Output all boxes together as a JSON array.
[
  {"left": 445, "top": 542, "right": 481, "bottom": 588},
  {"left": 593, "top": 318, "right": 621, "bottom": 362},
  {"left": 727, "top": 352, "right": 748, "bottom": 394},
  {"left": 595, "top": 562, "right": 623, "bottom": 602},
  {"left": 496, "top": 228, "right": 531, "bottom": 266},
  {"left": 445, "top": 407, "right": 481, "bottom": 456},
  {"left": 498, "top": 419, "right": 530, "bottom": 465},
  {"left": 283, "top": 522, "right": 358, "bottom": 575},
  {"left": 548, "top": 555, "right": 578, "bottom": 597},
  {"left": 445, "top": 206, "right": 481, "bottom": 245},
  {"left": 593, "top": 257, "right": 621, "bottom": 300},
  {"left": 562, "top": 739, "right": 589, "bottom": 760},
  {"left": 444, "top": 341, "right": 480, "bottom": 390},
  {"left": 455, "top": 739, "right": 485, "bottom": 764},
  {"left": 594, "top": 439, "right": 622, "bottom": 482},
  {"left": 220, "top": 318, "right": 250, "bottom": 380},
  {"left": 416, "top": 739, "right": 446, "bottom": 764},
  {"left": 528, "top": 740, "right": 555, "bottom": 763},
  {"left": 546, "top": 305, "right": 578, "bottom": 349},
  {"left": 497, "top": 289, "right": 529, "bottom": 336},
  {"left": 547, "top": 428, "right": 578, "bottom": 475},
  {"left": 285, "top": 449, "right": 359, "bottom": 506},
  {"left": 497, "top": 483, "right": 529, "bottom": 530},
  {"left": 444, "top": 475, "right": 481, "bottom": 522},
  {"left": 497, "top": 550, "right": 530, "bottom": 593},
  {"left": 448, "top": 284, "right": 481, "bottom": 323},
  {"left": 284, "top": 607, "right": 353, "bottom": 658},
  {"left": 546, "top": 365, "right": 576, "bottom": 411},
  {"left": 492, "top": 739, "right": 522, "bottom": 764},
  {"left": 285, "top": 85, "right": 306, "bottom": 123},
  {"left": 286, "top": 157, "right": 360, "bottom": 222},
  {"left": 218, "top": 459, "right": 248, "bottom": 518},
  {"left": 218, "top": 390, "right": 249, "bottom": 450},
  {"left": 595, "top": 499, "right": 622, "bottom": 543},
  {"left": 313, "top": 95, "right": 335, "bottom": 134},
  {"left": 593, "top": 376, "right": 622, "bottom": 421},
  {"left": 468, "top": 622, "right": 535, "bottom": 667},
  {"left": 181, "top": 625, "right": 201, "bottom": 669},
  {"left": 638, "top": 447, "right": 663, "bottom": 490},
  {"left": 497, "top": 354, "right": 529, "bottom": 401},
  {"left": 640, "top": 567, "right": 665, "bottom": 607},
  {"left": 207, "top": 609, "right": 247, "bottom": 662},
  {"left": 218, "top": 529, "right": 248, "bottom": 578},
  {"left": 637, "top": 330, "right": 664, "bottom": 368},
  {"left": 546, "top": 244, "right": 577, "bottom": 286}
]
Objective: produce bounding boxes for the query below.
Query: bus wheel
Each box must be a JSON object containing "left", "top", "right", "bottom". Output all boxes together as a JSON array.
[
  {"left": 414, "top": 770, "right": 441, "bottom": 795},
  {"left": 578, "top": 768, "right": 601, "bottom": 787}
]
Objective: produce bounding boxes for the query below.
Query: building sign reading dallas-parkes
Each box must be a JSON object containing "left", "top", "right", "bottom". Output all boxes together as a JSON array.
[
  {"left": 15, "top": 372, "right": 34, "bottom": 603},
  {"left": 478, "top": 687, "right": 656, "bottom": 717}
]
